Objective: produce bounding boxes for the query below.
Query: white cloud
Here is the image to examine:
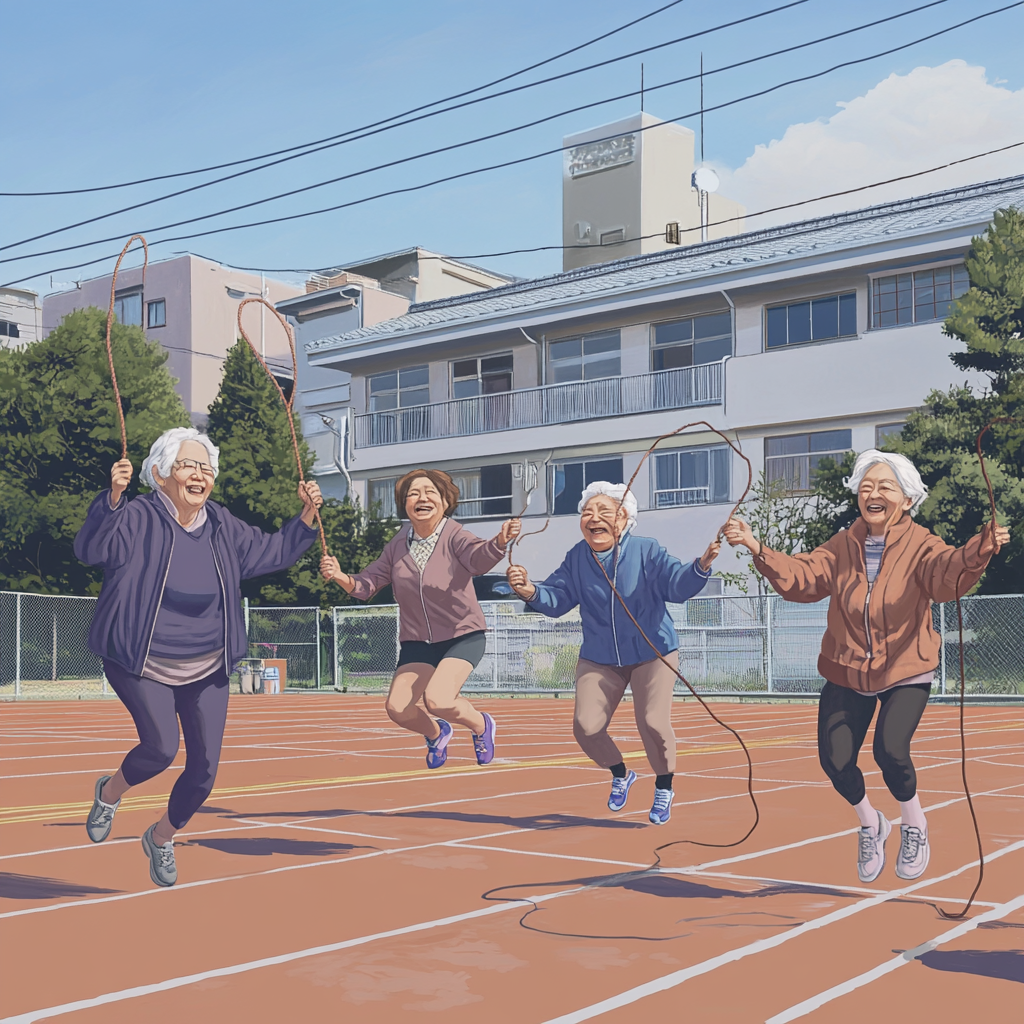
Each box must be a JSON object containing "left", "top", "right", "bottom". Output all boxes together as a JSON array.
[{"left": 717, "top": 61, "right": 1024, "bottom": 227}]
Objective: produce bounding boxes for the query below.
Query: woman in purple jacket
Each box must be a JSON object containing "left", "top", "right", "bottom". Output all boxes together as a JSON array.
[
  {"left": 75, "top": 427, "right": 322, "bottom": 887},
  {"left": 320, "top": 468, "right": 519, "bottom": 769}
]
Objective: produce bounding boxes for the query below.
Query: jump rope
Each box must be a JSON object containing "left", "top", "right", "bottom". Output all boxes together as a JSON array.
[
  {"left": 101, "top": 234, "right": 328, "bottom": 554},
  {"left": 100, "top": 237, "right": 1007, "bottom": 923}
]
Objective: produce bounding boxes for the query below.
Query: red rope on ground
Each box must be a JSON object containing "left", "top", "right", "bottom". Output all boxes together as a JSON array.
[
  {"left": 104, "top": 235, "right": 149, "bottom": 460},
  {"left": 235, "top": 297, "right": 329, "bottom": 555}
]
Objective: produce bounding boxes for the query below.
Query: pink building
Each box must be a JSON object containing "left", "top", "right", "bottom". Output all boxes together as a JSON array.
[{"left": 42, "top": 254, "right": 302, "bottom": 423}]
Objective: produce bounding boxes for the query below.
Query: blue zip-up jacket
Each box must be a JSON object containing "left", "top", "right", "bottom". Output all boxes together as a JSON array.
[
  {"left": 525, "top": 533, "right": 711, "bottom": 666},
  {"left": 74, "top": 489, "right": 317, "bottom": 675}
]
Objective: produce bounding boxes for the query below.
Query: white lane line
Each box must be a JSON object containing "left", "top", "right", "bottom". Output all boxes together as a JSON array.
[
  {"left": 765, "top": 891, "right": 1024, "bottom": 1023},
  {"left": 538, "top": 841, "right": 1024, "bottom": 1024},
  {"left": 454, "top": 844, "right": 647, "bottom": 870},
  {"left": 0, "top": 884, "right": 591, "bottom": 1024},
  {"left": 229, "top": 818, "right": 396, "bottom": 842}
]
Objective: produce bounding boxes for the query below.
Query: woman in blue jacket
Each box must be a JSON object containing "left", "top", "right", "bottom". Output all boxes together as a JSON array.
[
  {"left": 74, "top": 428, "right": 321, "bottom": 887},
  {"left": 507, "top": 482, "right": 719, "bottom": 825}
]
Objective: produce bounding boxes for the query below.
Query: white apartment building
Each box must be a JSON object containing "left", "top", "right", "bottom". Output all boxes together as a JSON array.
[
  {"left": 305, "top": 175, "right": 1022, "bottom": 593},
  {"left": 0, "top": 287, "right": 42, "bottom": 348}
]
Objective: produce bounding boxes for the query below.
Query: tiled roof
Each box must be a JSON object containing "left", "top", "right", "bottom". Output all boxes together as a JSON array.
[{"left": 306, "top": 175, "right": 1024, "bottom": 353}]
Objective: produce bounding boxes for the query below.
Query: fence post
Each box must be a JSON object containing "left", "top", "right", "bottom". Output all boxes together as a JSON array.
[
  {"left": 14, "top": 593, "right": 21, "bottom": 699},
  {"left": 51, "top": 613, "right": 58, "bottom": 683},
  {"left": 939, "top": 601, "right": 946, "bottom": 695},
  {"left": 316, "top": 609, "right": 322, "bottom": 691},
  {"left": 394, "top": 605, "right": 401, "bottom": 667},
  {"left": 332, "top": 607, "right": 339, "bottom": 690},
  {"left": 244, "top": 597, "right": 250, "bottom": 633},
  {"left": 765, "top": 595, "right": 774, "bottom": 694}
]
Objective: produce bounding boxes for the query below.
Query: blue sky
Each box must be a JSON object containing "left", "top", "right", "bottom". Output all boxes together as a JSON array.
[{"left": 3, "top": 0, "right": 1022, "bottom": 293}]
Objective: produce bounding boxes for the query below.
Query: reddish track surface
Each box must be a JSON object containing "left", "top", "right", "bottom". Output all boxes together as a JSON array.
[{"left": 1, "top": 695, "right": 1021, "bottom": 1023}]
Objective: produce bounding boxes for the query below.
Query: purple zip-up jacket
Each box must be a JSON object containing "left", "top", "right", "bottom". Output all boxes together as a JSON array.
[
  {"left": 348, "top": 518, "right": 505, "bottom": 643},
  {"left": 74, "top": 489, "right": 317, "bottom": 675}
]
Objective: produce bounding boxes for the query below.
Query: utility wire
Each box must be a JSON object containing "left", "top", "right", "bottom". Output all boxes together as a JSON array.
[
  {"left": 2, "top": 0, "right": 1004, "bottom": 272},
  {"left": 0, "top": 0, "right": 816, "bottom": 250},
  {"left": 0, "top": 0, "right": 769, "bottom": 198},
  {"left": 8, "top": 142, "right": 1020, "bottom": 288}
]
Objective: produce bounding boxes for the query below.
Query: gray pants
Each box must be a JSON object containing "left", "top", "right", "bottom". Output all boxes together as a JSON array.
[
  {"left": 573, "top": 653, "right": 679, "bottom": 775},
  {"left": 104, "top": 659, "right": 230, "bottom": 830}
]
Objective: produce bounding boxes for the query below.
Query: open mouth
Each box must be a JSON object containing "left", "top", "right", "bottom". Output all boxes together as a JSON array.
[
  {"left": 186, "top": 484, "right": 206, "bottom": 497},
  {"left": 413, "top": 503, "right": 435, "bottom": 514},
  {"left": 866, "top": 502, "right": 886, "bottom": 514}
]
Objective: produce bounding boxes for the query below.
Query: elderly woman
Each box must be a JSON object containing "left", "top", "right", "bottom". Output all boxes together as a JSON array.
[
  {"left": 506, "top": 482, "right": 720, "bottom": 825},
  {"left": 320, "top": 468, "right": 520, "bottom": 768},
  {"left": 723, "top": 450, "right": 1009, "bottom": 883},
  {"left": 75, "top": 427, "right": 322, "bottom": 887}
]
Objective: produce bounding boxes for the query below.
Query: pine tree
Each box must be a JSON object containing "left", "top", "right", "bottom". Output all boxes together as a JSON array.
[{"left": 0, "top": 307, "right": 190, "bottom": 593}]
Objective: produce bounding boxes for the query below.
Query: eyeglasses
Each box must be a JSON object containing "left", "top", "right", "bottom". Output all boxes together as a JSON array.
[{"left": 172, "top": 459, "right": 215, "bottom": 478}]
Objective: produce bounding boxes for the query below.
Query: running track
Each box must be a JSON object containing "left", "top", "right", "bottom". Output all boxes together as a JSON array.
[{"left": 1, "top": 696, "right": 1021, "bottom": 1022}]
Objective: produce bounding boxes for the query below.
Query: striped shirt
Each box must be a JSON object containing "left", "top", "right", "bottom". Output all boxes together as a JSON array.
[{"left": 864, "top": 534, "right": 885, "bottom": 583}]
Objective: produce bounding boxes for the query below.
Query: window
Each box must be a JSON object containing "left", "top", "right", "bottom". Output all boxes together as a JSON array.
[
  {"left": 875, "top": 422, "right": 906, "bottom": 448},
  {"left": 113, "top": 289, "right": 143, "bottom": 327},
  {"left": 451, "top": 465, "right": 513, "bottom": 517},
  {"left": 765, "top": 429, "right": 852, "bottom": 493},
  {"left": 766, "top": 293, "right": 856, "bottom": 349},
  {"left": 870, "top": 264, "right": 969, "bottom": 328},
  {"left": 367, "top": 365, "right": 429, "bottom": 411},
  {"left": 147, "top": 299, "right": 166, "bottom": 328},
  {"left": 552, "top": 458, "right": 623, "bottom": 516},
  {"left": 653, "top": 447, "right": 730, "bottom": 508},
  {"left": 0, "top": 319, "right": 20, "bottom": 339},
  {"left": 451, "top": 354, "right": 513, "bottom": 399},
  {"left": 652, "top": 311, "right": 731, "bottom": 370},
  {"left": 368, "top": 477, "right": 398, "bottom": 519},
  {"left": 548, "top": 331, "right": 620, "bottom": 384}
]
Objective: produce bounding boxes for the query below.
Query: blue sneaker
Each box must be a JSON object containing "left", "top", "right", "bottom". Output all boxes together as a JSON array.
[
  {"left": 608, "top": 769, "right": 637, "bottom": 811},
  {"left": 649, "top": 787, "right": 674, "bottom": 825},
  {"left": 472, "top": 713, "right": 496, "bottom": 766},
  {"left": 425, "top": 719, "right": 452, "bottom": 769}
]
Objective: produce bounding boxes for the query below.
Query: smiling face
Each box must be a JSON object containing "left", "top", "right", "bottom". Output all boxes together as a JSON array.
[
  {"left": 152, "top": 439, "right": 215, "bottom": 522},
  {"left": 857, "top": 462, "right": 913, "bottom": 535},
  {"left": 405, "top": 476, "right": 445, "bottom": 537},
  {"left": 580, "top": 495, "right": 629, "bottom": 552}
]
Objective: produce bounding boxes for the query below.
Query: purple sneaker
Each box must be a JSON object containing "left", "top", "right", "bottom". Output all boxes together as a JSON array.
[
  {"left": 472, "top": 713, "right": 496, "bottom": 765},
  {"left": 425, "top": 719, "right": 452, "bottom": 769}
]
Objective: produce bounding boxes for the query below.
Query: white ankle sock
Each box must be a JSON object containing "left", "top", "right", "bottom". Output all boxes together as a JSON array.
[
  {"left": 854, "top": 796, "right": 878, "bottom": 831},
  {"left": 899, "top": 796, "right": 927, "bottom": 830}
]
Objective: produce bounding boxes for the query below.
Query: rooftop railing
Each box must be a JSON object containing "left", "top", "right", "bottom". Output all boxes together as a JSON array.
[{"left": 353, "top": 362, "right": 722, "bottom": 448}]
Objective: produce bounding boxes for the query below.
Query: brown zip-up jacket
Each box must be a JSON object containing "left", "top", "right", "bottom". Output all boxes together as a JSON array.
[
  {"left": 753, "top": 516, "right": 990, "bottom": 694},
  {"left": 348, "top": 518, "right": 506, "bottom": 643}
]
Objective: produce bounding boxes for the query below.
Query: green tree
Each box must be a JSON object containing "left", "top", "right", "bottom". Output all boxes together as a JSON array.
[
  {"left": 887, "top": 206, "right": 1024, "bottom": 592},
  {"left": 205, "top": 339, "right": 400, "bottom": 605},
  {"left": 0, "top": 308, "right": 190, "bottom": 593}
]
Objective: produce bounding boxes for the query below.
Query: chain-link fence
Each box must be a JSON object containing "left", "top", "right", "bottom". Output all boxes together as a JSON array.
[{"left": 2, "top": 590, "right": 1021, "bottom": 699}]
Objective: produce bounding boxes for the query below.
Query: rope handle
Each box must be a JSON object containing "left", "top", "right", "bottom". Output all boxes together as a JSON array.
[
  {"left": 104, "top": 235, "right": 149, "bottom": 461},
  {"left": 235, "top": 297, "right": 329, "bottom": 555}
]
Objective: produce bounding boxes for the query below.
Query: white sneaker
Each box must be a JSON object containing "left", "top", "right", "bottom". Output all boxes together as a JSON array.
[
  {"left": 857, "top": 811, "right": 891, "bottom": 883},
  {"left": 895, "top": 824, "right": 930, "bottom": 880}
]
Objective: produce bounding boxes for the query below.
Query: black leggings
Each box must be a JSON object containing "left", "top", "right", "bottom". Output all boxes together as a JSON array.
[
  {"left": 104, "top": 659, "right": 230, "bottom": 830},
  {"left": 817, "top": 680, "right": 931, "bottom": 805}
]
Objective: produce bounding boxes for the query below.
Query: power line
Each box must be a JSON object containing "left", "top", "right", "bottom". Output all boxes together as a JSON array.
[
  {"left": 13, "top": 143, "right": 1022, "bottom": 289},
  {"left": 2, "top": 0, "right": 1004, "bottom": 273},
  {"left": 0, "top": 0, "right": 767, "bottom": 200},
  {"left": 0, "top": 0, "right": 816, "bottom": 251}
]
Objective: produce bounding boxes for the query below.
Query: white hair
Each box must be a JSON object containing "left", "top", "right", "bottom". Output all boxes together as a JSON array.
[
  {"left": 844, "top": 449, "right": 928, "bottom": 515},
  {"left": 578, "top": 481, "right": 638, "bottom": 534},
  {"left": 141, "top": 427, "right": 220, "bottom": 489}
]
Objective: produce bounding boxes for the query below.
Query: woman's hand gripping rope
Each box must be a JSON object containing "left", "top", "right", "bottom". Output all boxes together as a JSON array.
[{"left": 236, "top": 297, "right": 329, "bottom": 556}]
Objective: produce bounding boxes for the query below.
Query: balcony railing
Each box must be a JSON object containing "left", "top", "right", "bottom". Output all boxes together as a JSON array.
[{"left": 354, "top": 362, "right": 722, "bottom": 448}]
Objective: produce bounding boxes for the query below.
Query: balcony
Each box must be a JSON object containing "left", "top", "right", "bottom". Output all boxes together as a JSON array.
[{"left": 353, "top": 362, "right": 722, "bottom": 448}]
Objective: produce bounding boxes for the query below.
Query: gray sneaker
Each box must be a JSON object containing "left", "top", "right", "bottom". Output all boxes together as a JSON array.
[
  {"left": 857, "top": 811, "right": 891, "bottom": 883},
  {"left": 895, "top": 824, "right": 930, "bottom": 880},
  {"left": 86, "top": 775, "right": 120, "bottom": 843},
  {"left": 141, "top": 824, "right": 178, "bottom": 887}
]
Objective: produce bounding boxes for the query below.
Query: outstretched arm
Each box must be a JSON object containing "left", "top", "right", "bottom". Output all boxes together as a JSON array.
[
  {"left": 917, "top": 519, "right": 1009, "bottom": 601},
  {"left": 723, "top": 517, "right": 836, "bottom": 601}
]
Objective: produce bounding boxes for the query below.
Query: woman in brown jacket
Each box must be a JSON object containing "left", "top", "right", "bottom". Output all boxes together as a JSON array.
[
  {"left": 723, "top": 450, "right": 1008, "bottom": 884},
  {"left": 321, "top": 469, "right": 519, "bottom": 769}
]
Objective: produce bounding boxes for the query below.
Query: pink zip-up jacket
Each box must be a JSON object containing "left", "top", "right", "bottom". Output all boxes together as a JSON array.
[{"left": 348, "top": 518, "right": 507, "bottom": 643}]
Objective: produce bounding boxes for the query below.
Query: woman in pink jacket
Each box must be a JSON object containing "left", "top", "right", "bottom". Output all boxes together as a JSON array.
[{"left": 321, "top": 469, "right": 520, "bottom": 768}]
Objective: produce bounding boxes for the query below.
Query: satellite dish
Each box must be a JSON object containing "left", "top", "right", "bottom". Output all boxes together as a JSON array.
[{"left": 692, "top": 167, "right": 720, "bottom": 193}]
